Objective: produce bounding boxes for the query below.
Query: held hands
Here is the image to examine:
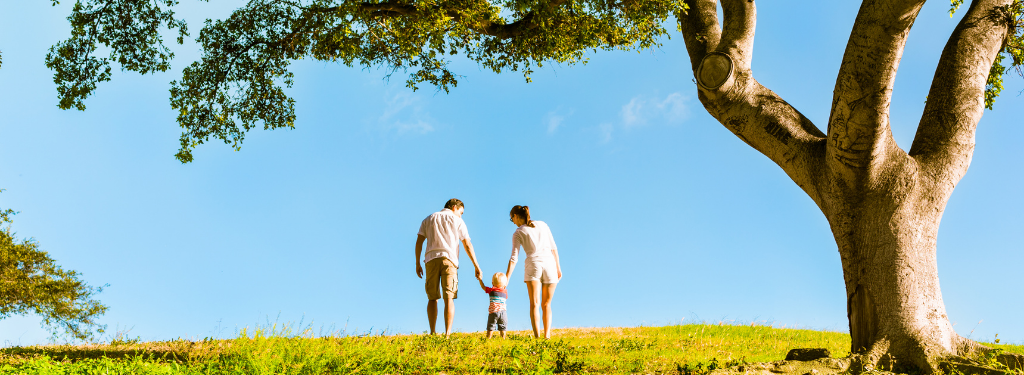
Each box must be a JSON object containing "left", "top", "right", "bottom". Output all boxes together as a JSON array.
[
  {"left": 416, "top": 263, "right": 424, "bottom": 279},
  {"left": 475, "top": 267, "right": 483, "bottom": 281}
]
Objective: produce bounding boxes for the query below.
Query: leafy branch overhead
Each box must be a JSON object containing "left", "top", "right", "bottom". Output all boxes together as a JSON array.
[
  {"left": 49, "top": 0, "right": 685, "bottom": 162},
  {"left": 45, "top": 0, "right": 188, "bottom": 111},
  {"left": 48, "top": 0, "right": 1021, "bottom": 163}
]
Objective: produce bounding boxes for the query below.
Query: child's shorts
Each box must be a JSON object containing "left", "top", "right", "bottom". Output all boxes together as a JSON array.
[{"left": 487, "top": 310, "right": 508, "bottom": 331}]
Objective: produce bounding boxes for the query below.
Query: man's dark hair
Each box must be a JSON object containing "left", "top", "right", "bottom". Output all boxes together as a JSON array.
[{"left": 444, "top": 198, "right": 464, "bottom": 210}]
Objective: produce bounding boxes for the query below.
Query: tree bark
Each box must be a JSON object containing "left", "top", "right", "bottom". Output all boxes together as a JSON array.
[
  {"left": 826, "top": 165, "right": 978, "bottom": 371},
  {"left": 679, "top": 0, "right": 1014, "bottom": 372}
]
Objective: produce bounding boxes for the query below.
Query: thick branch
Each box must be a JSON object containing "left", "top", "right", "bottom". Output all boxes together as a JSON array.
[
  {"left": 678, "top": 0, "right": 721, "bottom": 72},
  {"left": 681, "top": 0, "right": 828, "bottom": 205},
  {"left": 909, "top": 0, "right": 1013, "bottom": 189},
  {"left": 719, "top": 0, "right": 755, "bottom": 72},
  {"left": 825, "top": 0, "right": 925, "bottom": 181}
]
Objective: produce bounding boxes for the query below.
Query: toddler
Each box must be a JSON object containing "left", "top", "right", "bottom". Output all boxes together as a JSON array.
[{"left": 479, "top": 272, "right": 508, "bottom": 338}]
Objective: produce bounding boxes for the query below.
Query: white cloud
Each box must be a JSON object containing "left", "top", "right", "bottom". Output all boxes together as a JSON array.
[
  {"left": 547, "top": 115, "right": 564, "bottom": 134},
  {"left": 393, "top": 119, "right": 434, "bottom": 135},
  {"left": 619, "top": 92, "right": 690, "bottom": 128},
  {"left": 544, "top": 108, "right": 574, "bottom": 134},
  {"left": 377, "top": 91, "right": 435, "bottom": 135},
  {"left": 660, "top": 92, "right": 689, "bottom": 123},
  {"left": 621, "top": 98, "right": 645, "bottom": 127},
  {"left": 600, "top": 92, "right": 690, "bottom": 143}
]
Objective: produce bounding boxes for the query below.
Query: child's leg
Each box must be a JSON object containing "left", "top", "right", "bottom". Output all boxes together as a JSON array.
[
  {"left": 486, "top": 330, "right": 493, "bottom": 338},
  {"left": 497, "top": 311, "right": 508, "bottom": 339}
]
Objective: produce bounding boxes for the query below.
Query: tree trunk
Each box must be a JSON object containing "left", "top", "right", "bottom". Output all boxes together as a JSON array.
[{"left": 821, "top": 154, "right": 977, "bottom": 372}]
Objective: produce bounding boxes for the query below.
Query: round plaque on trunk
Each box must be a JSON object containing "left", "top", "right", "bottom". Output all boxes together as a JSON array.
[{"left": 696, "top": 52, "right": 734, "bottom": 90}]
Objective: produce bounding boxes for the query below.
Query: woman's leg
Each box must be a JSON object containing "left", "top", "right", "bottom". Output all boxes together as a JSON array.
[
  {"left": 525, "top": 280, "right": 542, "bottom": 338},
  {"left": 541, "top": 283, "right": 557, "bottom": 339}
]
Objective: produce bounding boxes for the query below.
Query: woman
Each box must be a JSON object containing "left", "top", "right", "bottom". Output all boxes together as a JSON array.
[{"left": 505, "top": 205, "right": 562, "bottom": 339}]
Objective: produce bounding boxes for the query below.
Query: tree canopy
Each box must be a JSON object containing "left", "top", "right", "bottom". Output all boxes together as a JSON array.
[
  {"left": 0, "top": 193, "right": 107, "bottom": 342},
  {"left": 47, "top": 0, "right": 687, "bottom": 162},
  {"left": 44, "top": 0, "right": 1022, "bottom": 162}
]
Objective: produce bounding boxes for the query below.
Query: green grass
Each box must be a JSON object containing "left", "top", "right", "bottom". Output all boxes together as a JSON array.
[{"left": 1, "top": 323, "right": 1021, "bottom": 374}]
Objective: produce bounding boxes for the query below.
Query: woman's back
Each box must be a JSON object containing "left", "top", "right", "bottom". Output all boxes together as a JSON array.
[{"left": 511, "top": 220, "right": 557, "bottom": 263}]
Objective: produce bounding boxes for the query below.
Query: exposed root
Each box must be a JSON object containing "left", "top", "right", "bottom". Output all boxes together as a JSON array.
[
  {"left": 941, "top": 352, "right": 1024, "bottom": 375},
  {"left": 707, "top": 356, "right": 855, "bottom": 375},
  {"left": 943, "top": 336, "right": 1024, "bottom": 374},
  {"left": 703, "top": 350, "right": 1023, "bottom": 375},
  {"left": 995, "top": 353, "right": 1024, "bottom": 371}
]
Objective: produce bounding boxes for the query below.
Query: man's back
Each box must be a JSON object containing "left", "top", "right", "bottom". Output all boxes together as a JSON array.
[{"left": 418, "top": 209, "right": 469, "bottom": 268}]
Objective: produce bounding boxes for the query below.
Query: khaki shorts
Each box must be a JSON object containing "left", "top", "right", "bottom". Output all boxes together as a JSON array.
[{"left": 425, "top": 258, "right": 458, "bottom": 300}]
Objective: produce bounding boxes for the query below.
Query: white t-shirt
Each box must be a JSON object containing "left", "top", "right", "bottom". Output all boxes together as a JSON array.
[
  {"left": 510, "top": 220, "right": 557, "bottom": 264},
  {"left": 418, "top": 209, "right": 470, "bottom": 268}
]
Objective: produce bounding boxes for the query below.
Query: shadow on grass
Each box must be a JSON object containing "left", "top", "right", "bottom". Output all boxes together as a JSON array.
[{"left": 1, "top": 345, "right": 203, "bottom": 363}]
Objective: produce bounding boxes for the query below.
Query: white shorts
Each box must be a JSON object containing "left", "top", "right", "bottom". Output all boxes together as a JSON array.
[{"left": 523, "top": 259, "right": 559, "bottom": 284}]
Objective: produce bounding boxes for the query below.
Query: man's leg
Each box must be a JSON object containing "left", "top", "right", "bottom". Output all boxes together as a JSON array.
[
  {"left": 427, "top": 299, "right": 438, "bottom": 335},
  {"left": 486, "top": 330, "right": 493, "bottom": 338},
  {"left": 425, "top": 258, "right": 442, "bottom": 335},
  {"left": 443, "top": 297, "right": 455, "bottom": 336},
  {"left": 500, "top": 330, "right": 506, "bottom": 339},
  {"left": 438, "top": 259, "right": 458, "bottom": 337}
]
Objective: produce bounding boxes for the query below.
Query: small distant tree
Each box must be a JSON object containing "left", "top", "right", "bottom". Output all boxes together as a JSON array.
[{"left": 0, "top": 193, "right": 107, "bottom": 342}]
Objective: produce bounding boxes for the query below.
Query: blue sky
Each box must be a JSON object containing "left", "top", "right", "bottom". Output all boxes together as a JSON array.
[{"left": 1, "top": 0, "right": 1022, "bottom": 346}]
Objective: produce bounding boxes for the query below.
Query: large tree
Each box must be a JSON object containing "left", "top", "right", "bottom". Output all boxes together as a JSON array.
[{"left": 45, "top": 0, "right": 1022, "bottom": 371}]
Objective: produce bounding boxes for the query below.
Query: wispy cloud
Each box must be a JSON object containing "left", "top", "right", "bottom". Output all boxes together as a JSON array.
[
  {"left": 378, "top": 91, "right": 435, "bottom": 135},
  {"left": 621, "top": 98, "right": 645, "bottom": 128},
  {"left": 620, "top": 92, "right": 690, "bottom": 128},
  {"left": 391, "top": 119, "right": 434, "bottom": 135},
  {"left": 601, "top": 92, "right": 690, "bottom": 142},
  {"left": 544, "top": 108, "right": 575, "bottom": 134}
]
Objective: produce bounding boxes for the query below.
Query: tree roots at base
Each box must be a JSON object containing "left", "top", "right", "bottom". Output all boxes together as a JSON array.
[{"left": 704, "top": 352, "right": 1024, "bottom": 375}]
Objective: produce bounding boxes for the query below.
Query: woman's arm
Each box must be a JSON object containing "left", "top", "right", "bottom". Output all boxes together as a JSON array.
[
  {"left": 546, "top": 223, "right": 561, "bottom": 279},
  {"left": 508, "top": 230, "right": 521, "bottom": 281},
  {"left": 505, "top": 259, "right": 516, "bottom": 282},
  {"left": 551, "top": 247, "right": 561, "bottom": 279}
]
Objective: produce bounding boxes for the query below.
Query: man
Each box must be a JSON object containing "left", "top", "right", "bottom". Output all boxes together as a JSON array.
[{"left": 415, "top": 198, "right": 483, "bottom": 336}]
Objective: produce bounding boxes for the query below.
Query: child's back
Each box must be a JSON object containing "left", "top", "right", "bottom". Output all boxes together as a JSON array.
[
  {"left": 481, "top": 273, "right": 509, "bottom": 338},
  {"left": 486, "top": 286, "right": 507, "bottom": 313}
]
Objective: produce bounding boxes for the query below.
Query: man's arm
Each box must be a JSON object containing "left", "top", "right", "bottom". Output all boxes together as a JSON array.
[
  {"left": 462, "top": 238, "right": 483, "bottom": 281},
  {"left": 415, "top": 235, "right": 426, "bottom": 278}
]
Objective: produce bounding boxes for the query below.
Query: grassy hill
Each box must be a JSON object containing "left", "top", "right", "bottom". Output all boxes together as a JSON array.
[{"left": 2, "top": 323, "right": 1021, "bottom": 374}]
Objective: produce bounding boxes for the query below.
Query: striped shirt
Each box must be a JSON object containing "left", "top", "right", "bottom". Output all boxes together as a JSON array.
[{"left": 484, "top": 287, "right": 507, "bottom": 313}]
